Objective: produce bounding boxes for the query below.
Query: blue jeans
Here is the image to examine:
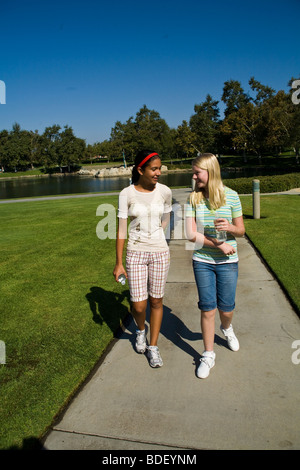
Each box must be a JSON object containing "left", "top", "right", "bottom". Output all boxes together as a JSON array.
[{"left": 193, "top": 261, "right": 238, "bottom": 312}]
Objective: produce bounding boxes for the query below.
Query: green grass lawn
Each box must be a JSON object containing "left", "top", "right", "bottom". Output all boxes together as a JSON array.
[
  {"left": 0, "top": 195, "right": 130, "bottom": 449},
  {"left": 0, "top": 193, "right": 299, "bottom": 449},
  {"left": 240, "top": 195, "right": 300, "bottom": 314}
]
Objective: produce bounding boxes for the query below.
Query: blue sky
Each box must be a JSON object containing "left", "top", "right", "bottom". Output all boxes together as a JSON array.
[{"left": 0, "top": 0, "right": 299, "bottom": 144}]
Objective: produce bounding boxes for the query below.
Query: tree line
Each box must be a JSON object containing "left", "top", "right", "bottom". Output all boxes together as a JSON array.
[
  {"left": 0, "top": 123, "right": 86, "bottom": 172},
  {"left": 0, "top": 76, "right": 299, "bottom": 172}
]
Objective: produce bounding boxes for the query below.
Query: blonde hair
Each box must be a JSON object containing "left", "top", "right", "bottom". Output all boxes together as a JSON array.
[{"left": 189, "top": 153, "right": 226, "bottom": 210}]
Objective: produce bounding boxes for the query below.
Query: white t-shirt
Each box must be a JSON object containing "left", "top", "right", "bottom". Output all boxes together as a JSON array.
[{"left": 118, "top": 183, "right": 172, "bottom": 252}]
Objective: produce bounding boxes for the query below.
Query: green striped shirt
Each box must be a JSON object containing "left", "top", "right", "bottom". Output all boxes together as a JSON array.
[{"left": 185, "top": 186, "right": 243, "bottom": 264}]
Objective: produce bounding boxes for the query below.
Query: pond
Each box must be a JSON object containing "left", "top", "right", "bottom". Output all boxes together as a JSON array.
[{"left": 0, "top": 166, "right": 289, "bottom": 199}]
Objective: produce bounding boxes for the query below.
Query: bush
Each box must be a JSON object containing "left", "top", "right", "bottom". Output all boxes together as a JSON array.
[{"left": 224, "top": 173, "right": 300, "bottom": 194}]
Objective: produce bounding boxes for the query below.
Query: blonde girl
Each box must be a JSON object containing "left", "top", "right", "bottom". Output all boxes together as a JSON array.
[{"left": 185, "top": 153, "right": 245, "bottom": 378}]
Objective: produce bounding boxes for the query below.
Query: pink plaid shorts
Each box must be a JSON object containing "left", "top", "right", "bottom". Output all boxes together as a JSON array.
[{"left": 126, "top": 250, "right": 170, "bottom": 302}]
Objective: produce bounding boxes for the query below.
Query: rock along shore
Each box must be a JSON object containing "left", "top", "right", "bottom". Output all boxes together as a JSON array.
[{"left": 77, "top": 165, "right": 169, "bottom": 178}]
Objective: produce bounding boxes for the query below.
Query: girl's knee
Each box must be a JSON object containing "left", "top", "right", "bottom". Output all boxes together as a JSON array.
[
  {"left": 131, "top": 300, "right": 147, "bottom": 316},
  {"left": 201, "top": 309, "right": 216, "bottom": 319},
  {"left": 149, "top": 297, "right": 163, "bottom": 309}
]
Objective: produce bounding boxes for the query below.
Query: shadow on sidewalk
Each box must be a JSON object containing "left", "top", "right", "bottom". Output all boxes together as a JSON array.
[
  {"left": 159, "top": 306, "right": 202, "bottom": 364},
  {"left": 159, "top": 306, "right": 228, "bottom": 362},
  {"left": 86, "top": 289, "right": 228, "bottom": 365},
  {"left": 86, "top": 286, "right": 130, "bottom": 336}
]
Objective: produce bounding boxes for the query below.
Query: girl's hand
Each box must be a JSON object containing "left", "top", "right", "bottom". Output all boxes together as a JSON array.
[
  {"left": 113, "top": 265, "right": 127, "bottom": 283},
  {"left": 214, "top": 217, "right": 231, "bottom": 232},
  {"left": 217, "top": 242, "right": 236, "bottom": 255}
]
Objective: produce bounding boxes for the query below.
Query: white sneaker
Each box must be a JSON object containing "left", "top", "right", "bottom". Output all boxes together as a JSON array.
[
  {"left": 197, "top": 351, "right": 215, "bottom": 379},
  {"left": 135, "top": 329, "right": 147, "bottom": 353},
  {"left": 147, "top": 346, "right": 163, "bottom": 368},
  {"left": 220, "top": 324, "right": 240, "bottom": 351}
]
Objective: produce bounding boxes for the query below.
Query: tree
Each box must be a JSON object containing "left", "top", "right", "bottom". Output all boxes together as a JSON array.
[
  {"left": 288, "top": 77, "right": 300, "bottom": 162},
  {"left": 258, "top": 90, "right": 291, "bottom": 155},
  {"left": 109, "top": 105, "right": 172, "bottom": 162},
  {"left": 84, "top": 142, "right": 109, "bottom": 163},
  {"left": 59, "top": 125, "right": 85, "bottom": 171},
  {"left": 39, "top": 125, "right": 85, "bottom": 171},
  {"left": 40, "top": 124, "right": 62, "bottom": 169},
  {"left": 134, "top": 105, "right": 171, "bottom": 155},
  {"left": 249, "top": 77, "right": 275, "bottom": 105},
  {"left": 189, "top": 94, "right": 220, "bottom": 153},
  {"left": 174, "top": 120, "right": 197, "bottom": 158},
  {"left": 246, "top": 78, "right": 288, "bottom": 156},
  {"left": 85, "top": 143, "right": 96, "bottom": 163},
  {"left": 290, "top": 103, "right": 300, "bottom": 161},
  {"left": 110, "top": 118, "right": 137, "bottom": 162},
  {"left": 29, "top": 130, "right": 42, "bottom": 169},
  {"left": 0, "top": 129, "right": 9, "bottom": 171},
  {"left": 221, "top": 80, "right": 250, "bottom": 117},
  {"left": 7, "top": 123, "right": 32, "bottom": 171},
  {"left": 97, "top": 140, "right": 112, "bottom": 161},
  {"left": 220, "top": 102, "right": 261, "bottom": 158}
]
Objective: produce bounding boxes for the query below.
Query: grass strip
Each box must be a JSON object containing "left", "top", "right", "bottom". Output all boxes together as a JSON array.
[
  {"left": 240, "top": 195, "right": 300, "bottom": 315},
  {"left": 0, "top": 195, "right": 130, "bottom": 449}
]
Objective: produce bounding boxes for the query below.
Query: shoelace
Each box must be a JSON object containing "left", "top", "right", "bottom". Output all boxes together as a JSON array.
[
  {"left": 148, "top": 347, "right": 161, "bottom": 364},
  {"left": 226, "top": 331, "right": 234, "bottom": 339},
  {"left": 226, "top": 331, "right": 237, "bottom": 343},
  {"left": 200, "top": 356, "right": 214, "bottom": 367},
  {"left": 136, "top": 331, "right": 146, "bottom": 345}
]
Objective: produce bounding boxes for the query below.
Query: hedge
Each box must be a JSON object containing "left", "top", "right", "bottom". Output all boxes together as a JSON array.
[{"left": 223, "top": 173, "right": 300, "bottom": 194}]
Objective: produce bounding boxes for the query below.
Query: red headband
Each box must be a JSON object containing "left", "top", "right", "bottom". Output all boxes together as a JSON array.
[{"left": 137, "top": 152, "right": 159, "bottom": 168}]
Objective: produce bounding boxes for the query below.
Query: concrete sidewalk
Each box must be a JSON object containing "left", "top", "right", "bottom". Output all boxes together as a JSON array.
[{"left": 43, "top": 188, "right": 300, "bottom": 450}]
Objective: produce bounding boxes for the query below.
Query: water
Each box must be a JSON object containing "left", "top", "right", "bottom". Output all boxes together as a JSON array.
[
  {"left": 0, "top": 166, "right": 292, "bottom": 200},
  {"left": 0, "top": 174, "right": 132, "bottom": 199},
  {"left": 215, "top": 230, "right": 227, "bottom": 242},
  {"left": 0, "top": 173, "right": 194, "bottom": 199},
  {"left": 213, "top": 211, "right": 227, "bottom": 242}
]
